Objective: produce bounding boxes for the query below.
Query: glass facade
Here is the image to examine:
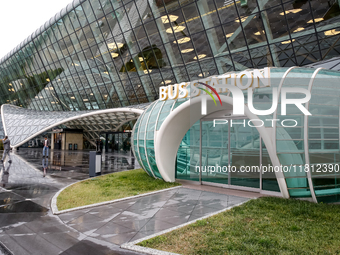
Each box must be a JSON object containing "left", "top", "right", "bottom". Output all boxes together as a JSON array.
[
  {"left": 1, "top": 0, "right": 340, "bottom": 111},
  {"left": 176, "top": 118, "right": 280, "bottom": 192},
  {"left": 1, "top": 0, "right": 340, "bottom": 202},
  {"left": 133, "top": 67, "right": 340, "bottom": 202}
]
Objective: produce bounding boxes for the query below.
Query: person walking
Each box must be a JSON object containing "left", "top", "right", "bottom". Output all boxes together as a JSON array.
[
  {"left": 96, "top": 139, "right": 100, "bottom": 152},
  {"left": 123, "top": 139, "right": 127, "bottom": 153},
  {"left": 1, "top": 136, "right": 11, "bottom": 163},
  {"left": 43, "top": 137, "right": 49, "bottom": 158},
  {"left": 99, "top": 139, "right": 103, "bottom": 153}
]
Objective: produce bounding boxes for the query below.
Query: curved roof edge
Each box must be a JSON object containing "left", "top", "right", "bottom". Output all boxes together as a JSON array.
[
  {"left": 1, "top": 103, "right": 151, "bottom": 147},
  {"left": 0, "top": 0, "right": 86, "bottom": 65}
]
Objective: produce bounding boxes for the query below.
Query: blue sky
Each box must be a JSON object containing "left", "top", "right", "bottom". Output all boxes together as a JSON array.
[{"left": 0, "top": 0, "right": 73, "bottom": 59}]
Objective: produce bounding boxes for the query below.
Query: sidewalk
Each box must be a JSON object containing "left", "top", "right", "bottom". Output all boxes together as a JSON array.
[
  {"left": 0, "top": 149, "right": 142, "bottom": 255},
  {"left": 0, "top": 149, "right": 254, "bottom": 255},
  {"left": 58, "top": 187, "right": 251, "bottom": 246}
]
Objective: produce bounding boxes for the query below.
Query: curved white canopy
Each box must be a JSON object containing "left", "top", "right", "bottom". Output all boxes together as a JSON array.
[{"left": 1, "top": 103, "right": 150, "bottom": 147}]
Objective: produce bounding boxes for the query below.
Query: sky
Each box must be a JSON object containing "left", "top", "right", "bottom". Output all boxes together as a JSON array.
[{"left": 0, "top": 0, "right": 73, "bottom": 59}]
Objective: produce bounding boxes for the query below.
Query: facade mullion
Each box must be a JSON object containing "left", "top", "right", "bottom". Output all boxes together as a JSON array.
[
  {"left": 158, "top": 0, "right": 192, "bottom": 81},
  {"left": 278, "top": 0, "right": 298, "bottom": 65},
  {"left": 210, "top": 0, "right": 236, "bottom": 71},
  {"left": 66, "top": 10, "right": 108, "bottom": 110},
  {"left": 43, "top": 29, "right": 79, "bottom": 111},
  {"left": 93, "top": 0, "right": 135, "bottom": 106},
  {"left": 146, "top": 2, "right": 184, "bottom": 84},
  {"left": 306, "top": 0, "right": 323, "bottom": 61},
  {"left": 48, "top": 22, "right": 85, "bottom": 111},
  {"left": 54, "top": 20, "right": 92, "bottom": 110},
  {"left": 119, "top": 0, "right": 158, "bottom": 102},
  {"left": 255, "top": 0, "right": 280, "bottom": 67},
  {"left": 232, "top": 1, "right": 256, "bottom": 68},
  {"left": 194, "top": 0, "right": 222, "bottom": 75},
  {"left": 35, "top": 40, "right": 69, "bottom": 110},
  {"left": 102, "top": 2, "right": 141, "bottom": 102},
  {"left": 86, "top": 0, "right": 130, "bottom": 106},
  {"left": 173, "top": 0, "right": 205, "bottom": 79},
  {"left": 25, "top": 43, "right": 54, "bottom": 111}
]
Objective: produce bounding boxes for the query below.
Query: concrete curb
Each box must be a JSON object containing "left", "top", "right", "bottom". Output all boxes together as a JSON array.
[
  {"left": 121, "top": 200, "right": 250, "bottom": 255},
  {"left": 0, "top": 240, "right": 14, "bottom": 255},
  {"left": 51, "top": 182, "right": 181, "bottom": 215},
  {"left": 50, "top": 168, "right": 137, "bottom": 214}
]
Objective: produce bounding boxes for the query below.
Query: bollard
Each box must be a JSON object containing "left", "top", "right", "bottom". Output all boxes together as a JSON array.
[{"left": 89, "top": 151, "right": 102, "bottom": 177}]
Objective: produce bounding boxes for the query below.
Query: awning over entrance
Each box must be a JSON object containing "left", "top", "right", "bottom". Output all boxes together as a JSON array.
[{"left": 1, "top": 103, "right": 151, "bottom": 147}]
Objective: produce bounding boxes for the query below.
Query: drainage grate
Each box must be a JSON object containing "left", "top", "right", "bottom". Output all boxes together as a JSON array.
[{"left": 0, "top": 242, "right": 13, "bottom": 255}]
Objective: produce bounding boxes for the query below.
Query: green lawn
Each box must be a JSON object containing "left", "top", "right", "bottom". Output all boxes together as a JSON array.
[
  {"left": 57, "top": 169, "right": 180, "bottom": 210},
  {"left": 139, "top": 197, "right": 340, "bottom": 255}
]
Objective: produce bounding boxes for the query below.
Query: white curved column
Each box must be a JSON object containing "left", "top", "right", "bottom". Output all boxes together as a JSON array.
[
  {"left": 272, "top": 66, "right": 297, "bottom": 148},
  {"left": 304, "top": 67, "right": 324, "bottom": 203}
]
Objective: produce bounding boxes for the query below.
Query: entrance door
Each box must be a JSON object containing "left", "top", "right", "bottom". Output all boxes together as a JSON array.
[
  {"left": 175, "top": 114, "right": 280, "bottom": 194},
  {"left": 53, "top": 133, "right": 62, "bottom": 150},
  {"left": 201, "top": 120, "right": 229, "bottom": 184},
  {"left": 200, "top": 117, "right": 260, "bottom": 190},
  {"left": 229, "top": 118, "right": 260, "bottom": 189},
  {"left": 104, "top": 132, "right": 132, "bottom": 153}
]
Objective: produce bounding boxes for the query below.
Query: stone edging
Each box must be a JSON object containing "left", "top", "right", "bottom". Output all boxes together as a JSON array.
[
  {"left": 121, "top": 200, "right": 250, "bottom": 255},
  {"left": 51, "top": 181, "right": 181, "bottom": 215},
  {"left": 0, "top": 240, "right": 13, "bottom": 255}
]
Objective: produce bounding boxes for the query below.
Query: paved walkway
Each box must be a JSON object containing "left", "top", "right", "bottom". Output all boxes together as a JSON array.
[
  {"left": 59, "top": 188, "right": 250, "bottom": 245},
  {"left": 0, "top": 149, "right": 253, "bottom": 255},
  {"left": 0, "top": 149, "right": 141, "bottom": 255}
]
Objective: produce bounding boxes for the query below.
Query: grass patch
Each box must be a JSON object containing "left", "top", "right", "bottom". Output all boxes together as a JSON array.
[
  {"left": 57, "top": 169, "right": 180, "bottom": 210},
  {"left": 138, "top": 197, "right": 340, "bottom": 255}
]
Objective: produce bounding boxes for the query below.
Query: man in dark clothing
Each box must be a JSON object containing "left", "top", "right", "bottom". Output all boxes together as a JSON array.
[
  {"left": 99, "top": 139, "right": 103, "bottom": 153},
  {"left": 123, "top": 140, "right": 127, "bottom": 153},
  {"left": 96, "top": 139, "right": 100, "bottom": 152},
  {"left": 1, "top": 136, "right": 11, "bottom": 163}
]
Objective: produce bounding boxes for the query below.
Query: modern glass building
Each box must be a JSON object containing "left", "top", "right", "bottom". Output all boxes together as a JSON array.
[
  {"left": 132, "top": 67, "right": 340, "bottom": 203},
  {"left": 1, "top": 0, "right": 340, "bottom": 202}
]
